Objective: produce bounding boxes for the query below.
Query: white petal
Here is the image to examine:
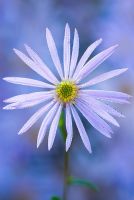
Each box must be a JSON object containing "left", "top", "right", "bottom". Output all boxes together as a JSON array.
[
  {"left": 65, "top": 104, "right": 73, "bottom": 151},
  {"left": 18, "top": 101, "right": 55, "bottom": 134},
  {"left": 76, "top": 99, "right": 113, "bottom": 138},
  {"left": 48, "top": 104, "right": 63, "bottom": 150},
  {"left": 46, "top": 28, "right": 63, "bottom": 79},
  {"left": 78, "top": 97, "right": 120, "bottom": 127},
  {"left": 75, "top": 45, "right": 118, "bottom": 82},
  {"left": 69, "top": 29, "right": 79, "bottom": 78},
  {"left": 4, "top": 91, "right": 54, "bottom": 103},
  {"left": 73, "top": 38, "right": 102, "bottom": 79},
  {"left": 80, "top": 90, "right": 131, "bottom": 104},
  {"left": 3, "top": 77, "right": 55, "bottom": 89},
  {"left": 80, "top": 68, "right": 128, "bottom": 88},
  {"left": 23, "top": 45, "right": 59, "bottom": 84},
  {"left": 37, "top": 102, "right": 59, "bottom": 148},
  {"left": 64, "top": 23, "right": 71, "bottom": 79},
  {"left": 70, "top": 105, "right": 92, "bottom": 153}
]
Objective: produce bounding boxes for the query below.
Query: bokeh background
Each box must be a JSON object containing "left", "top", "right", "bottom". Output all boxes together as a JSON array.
[{"left": 0, "top": 0, "right": 134, "bottom": 200}]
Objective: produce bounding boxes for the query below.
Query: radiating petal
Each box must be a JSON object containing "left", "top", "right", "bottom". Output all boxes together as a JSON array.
[
  {"left": 4, "top": 91, "right": 54, "bottom": 103},
  {"left": 79, "top": 68, "right": 128, "bottom": 88},
  {"left": 46, "top": 28, "right": 63, "bottom": 79},
  {"left": 73, "top": 38, "right": 102, "bottom": 79},
  {"left": 14, "top": 48, "right": 57, "bottom": 84},
  {"left": 78, "top": 97, "right": 120, "bottom": 127},
  {"left": 76, "top": 99, "right": 113, "bottom": 138},
  {"left": 48, "top": 104, "right": 63, "bottom": 150},
  {"left": 64, "top": 23, "right": 71, "bottom": 79},
  {"left": 23, "top": 44, "right": 59, "bottom": 84},
  {"left": 18, "top": 101, "right": 55, "bottom": 134},
  {"left": 4, "top": 91, "right": 53, "bottom": 103},
  {"left": 75, "top": 45, "right": 118, "bottom": 82},
  {"left": 37, "top": 102, "right": 59, "bottom": 148},
  {"left": 80, "top": 90, "right": 131, "bottom": 104},
  {"left": 79, "top": 94, "right": 124, "bottom": 118},
  {"left": 3, "top": 77, "right": 55, "bottom": 89},
  {"left": 69, "top": 28, "right": 79, "bottom": 78},
  {"left": 3, "top": 96, "right": 53, "bottom": 110},
  {"left": 65, "top": 104, "right": 73, "bottom": 151},
  {"left": 14, "top": 48, "right": 45, "bottom": 78},
  {"left": 70, "top": 105, "right": 92, "bottom": 153},
  {"left": 99, "top": 101, "right": 125, "bottom": 118}
]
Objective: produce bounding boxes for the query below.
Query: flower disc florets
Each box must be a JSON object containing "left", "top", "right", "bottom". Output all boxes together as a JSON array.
[{"left": 56, "top": 81, "right": 78, "bottom": 103}]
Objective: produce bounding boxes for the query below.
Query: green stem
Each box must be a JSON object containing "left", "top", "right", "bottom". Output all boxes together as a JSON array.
[
  {"left": 63, "top": 151, "right": 69, "bottom": 200},
  {"left": 59, "top": 111, "right": 69, "bottom": 200}
]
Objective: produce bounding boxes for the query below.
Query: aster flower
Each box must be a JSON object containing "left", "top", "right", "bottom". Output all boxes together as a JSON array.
[{"left": 3, "top": 24, "right": 131, "bottom": 153}]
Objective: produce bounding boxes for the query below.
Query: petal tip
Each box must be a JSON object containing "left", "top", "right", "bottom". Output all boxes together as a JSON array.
[
  {"left": 108, "top": 135, "right": 112, "bottom": 139},
  {"left": 3, "top": 106, "right": 6, "bottom": 110},
  {"left": 18, "top": 131, "right": 23, "bottom": 135},
  {"left": 48, "top": 145, "right": 51, "bottom": 151},
  {"left": 65, "top": 146, "right": 69, "bottom": 152},
  {"left": 65, "top": 23, "right": 70, "bottom": 30},
  {"left": 37, "top": 142, "right": 40, "bottom": 148},
  {"left": 116, "top": 123, "right": 120, "bottom": 128},
  {"left": 3, "top": 99, "right": 8, "bottom": 103},
  {"left": 113, "top": 44, "right": 119, "bottom": 49},
  {"left": 24, "top": 43, "right": 28, "bottom": 49},
  {"left": 87, "top": 147, "right": 92, "bottom": 153},
  {"left": 123, "top": 67, "right": 128, "bottom": 71},
  {"left": 65, "top": 22, "right": 69, "bottom": 26},
  {"left": 13, "top": 48, "right": 17, "bottom": 52},
  {"left": 3, "top": 77, "right": 7, "bottom": 81},
  {"left": 46, "top": 27, "right": 50, "bottom": 34},
  {"left": 98, "top": 38, "right": 103, "bottom": 42}
]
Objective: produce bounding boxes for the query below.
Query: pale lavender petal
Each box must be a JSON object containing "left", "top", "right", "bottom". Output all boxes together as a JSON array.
[
  {"left": 69, "top": 29, "right": 79, "bottom": 78},
  {"left": 3, "top": 77, "right": 55, "bottom": 89},
  {"left": 18, "top": 101, "right": 55, "bottom": 134},
  {"left": 70, "top": 105, "right": 92, "bottom": 153},
  {"left": 76, "top": 99, "right": 113, "bottom": 138},
  {"left": 4, "top": 91, "right": 54, "bottom": 103},
  {"left": 3, "top": 102, "right": 18, "bottom": 110},
  {"left": 65, "top": 104, "right": 73, "bottom": 151},
  {"left": 24, "top": 45, "right": 59, "bottom": 84},
  {"left": 3, "top": 96, "right": 53, "bottom": 110},
  {"left": 99, "top": 102, "right": 125, "bottom": 118},
  {"left": 75, "top": 45, "right": 118, "bottom": 82},
  {"left": 80, "top": 90, "right": 131, "bottom": 104},
  {"left": 73, "top": 38, "right": 102, "bottom": 79},
  {"left": 64, "top": 23, "right": 71, "bottom": 79},
  {"left": 79, "top": 94, "right": 124, "bottom": 118},
  {"left": 46, "top": 28, "right": 63, "bottom": 79},
  {"left": 79, "top": 68, "right": 128, "bottom": 88},
  {"left": 37, "top": 102, "right": 59, "bottom": 148},
  {"left": 14, "top": 48, "right": 44, "bottom": 77},
  {"left": 78, "top": 97, "right": 120, "bottom": 127},
  {"left": 48, "top": 104, "right": 63, "bottom": 150}
]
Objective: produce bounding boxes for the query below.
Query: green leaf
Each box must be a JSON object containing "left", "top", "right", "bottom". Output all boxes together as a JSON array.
[
  {"left": 51, "top": 196, "right": 61, "bottom": 200},
  {"left": 67, "top": 176, "right": 99, "bottom": 192}
]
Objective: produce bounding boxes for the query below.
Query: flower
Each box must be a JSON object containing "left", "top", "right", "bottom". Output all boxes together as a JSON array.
[{"left": 3, "top": 24, "right": 131, "bottom": 153}]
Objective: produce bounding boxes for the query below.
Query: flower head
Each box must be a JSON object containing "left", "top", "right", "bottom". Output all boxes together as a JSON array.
[{"left": 3, "top": 24, "right": 131, "bottom": 152}]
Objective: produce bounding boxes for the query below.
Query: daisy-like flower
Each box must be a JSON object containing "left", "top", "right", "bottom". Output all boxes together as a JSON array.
[{"left": 3, "top": 24, "right": 131, "bottom": 153}]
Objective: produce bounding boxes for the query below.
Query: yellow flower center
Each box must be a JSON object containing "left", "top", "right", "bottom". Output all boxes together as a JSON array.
[{"left": 56, "top": 81, "right": 78, "bottom": 103}]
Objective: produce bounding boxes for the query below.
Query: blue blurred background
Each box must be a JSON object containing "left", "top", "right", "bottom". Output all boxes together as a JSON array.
[{"left": 0, "top": 0, "right": 134, "bottom": 199}]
